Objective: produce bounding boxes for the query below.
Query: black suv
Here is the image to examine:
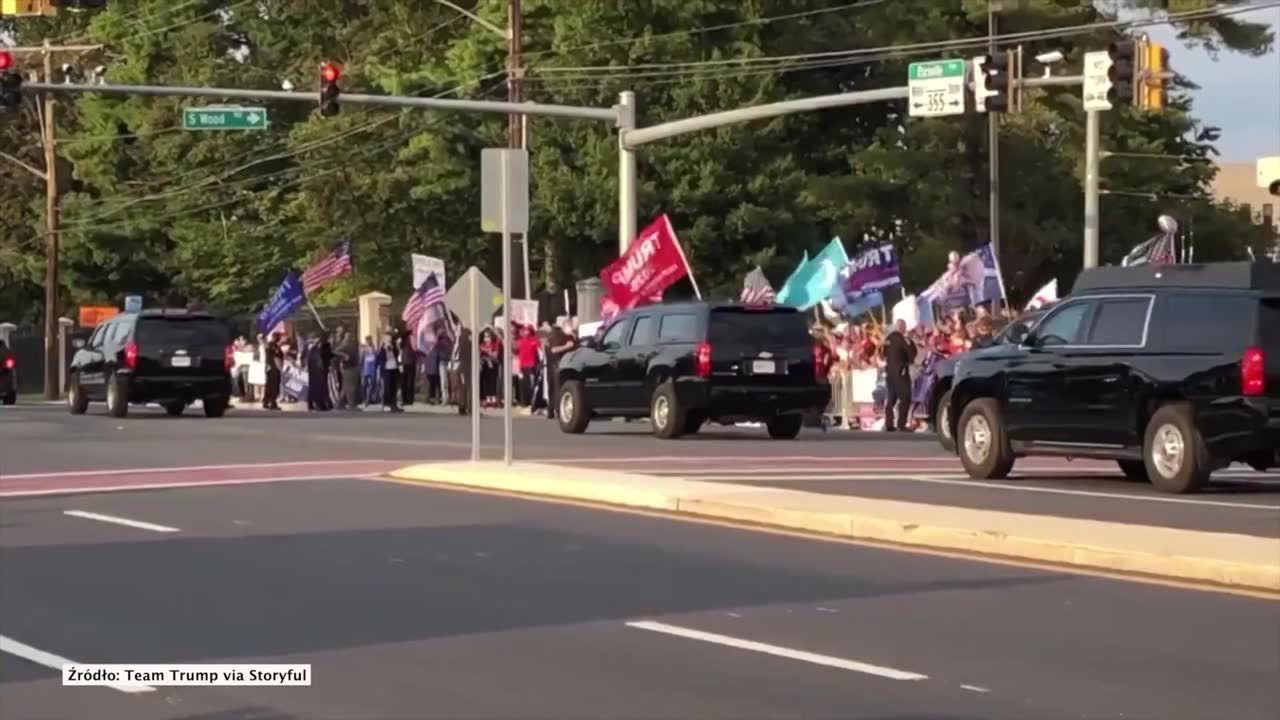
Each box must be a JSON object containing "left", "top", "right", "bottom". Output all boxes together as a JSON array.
[
  {"left": 68, "top": 310, "right": 234, "bottom": 418},
  {"left": 556, "top": 302, "right": 831, "bottom": 439},
  {"left": 947, "top": 262, "right": 1279, "bottom": 493}
]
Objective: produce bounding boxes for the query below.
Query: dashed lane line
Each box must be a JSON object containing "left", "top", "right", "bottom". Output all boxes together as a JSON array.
[
  {"left": 625, "top": 620, "right": 928, "bottom": 681},
  {"left": 62, "top": 510, "right": 180, "bottom": 533},
  {"left": 0, "top": 635, "right": 155, "bottom": 694}
]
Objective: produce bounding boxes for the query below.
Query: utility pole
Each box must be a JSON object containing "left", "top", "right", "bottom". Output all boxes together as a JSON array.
[
  {"left": 506, "top": 0, "right": 528, "bottom": 299},
  {"left": 41, "top": 39, "right": 59, "bottom": 401},
  {"left": 1083, "top": 109, "right": 1101, "bottom": 268},
  {"left": 987, "top": 4, "right": 1001, "bottom": 270}
]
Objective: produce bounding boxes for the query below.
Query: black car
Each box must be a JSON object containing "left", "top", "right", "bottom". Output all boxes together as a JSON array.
[
  {"left": 946, "top": 262, "right": 1279, "bottom": 493},
  {"left": 556, "top": 302, "right": 831, "bottom": 439},
  {"left": 0, "top": 342, "right": 15, "bottom": 405},
  {"left": 928, "top": 307, "right": 1051, "bottom": 453},
  {"left": 67, "top": 310, "right": 234, "bottom": 418}
]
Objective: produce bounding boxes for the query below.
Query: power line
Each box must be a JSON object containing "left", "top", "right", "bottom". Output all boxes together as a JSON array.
[{"left": 529, "top": 3, "right": 1276, "bottom": 77}]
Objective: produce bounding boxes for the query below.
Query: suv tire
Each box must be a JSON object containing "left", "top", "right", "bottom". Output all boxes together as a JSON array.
[
  {"left": 164, "top": 401, "right": 186, "bottom": 417},
  {"left": 67, "top": 374, "right": 89, "bottom": 415},
  {"left": 1, "top": 390, "right": 14, "bottom": 406},
  {"left": 1143, "top": 403, "right": 1210, "bottom": 494},
  {"left": 557, "top": 380, "right": 590, "bottom": 434},
  {"left": 650, "top": 381, "right": 685, "bottom": 439},
  {"left": 766, "top": 414, "right": 804, "bottom": 440},
  {"left": 203, "top": 396, "right": 229, "bottom": 418},
  {"left": 934, "top": 389, "right": 956, "bottom": 454},
  {"left": 1117, "top": 460, "right": 1149, "bottom": 482},
  {"left": 957, "top": 398, "right": 1015, "bottom": 479},
  {"left": 106, "top": 373, "right": 129, "bottom": 418}
]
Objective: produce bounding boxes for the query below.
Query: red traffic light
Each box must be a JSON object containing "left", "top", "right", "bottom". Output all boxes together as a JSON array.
[
  {"left": 0, "top": 51, "right": 13, "bottom": 72},
  {"left": 320, "top": 62, "right": 341, "bottom": 83}
]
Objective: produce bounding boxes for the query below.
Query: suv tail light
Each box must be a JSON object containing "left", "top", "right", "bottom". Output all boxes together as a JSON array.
[
  {"left": 813, "top": 343, "right": 828, "bottom": 382},
  {"left": 3, "top": 356, "right": 13, "bottom": 370},
  {"left": 225, "top": 345, "right": 235, "bottom": 371},
  {"left": 124, "top": 341, "right": 139, "bottom": 370},
  {"left": 1242, "top": 346, "right": 1265, "bottom": 396},
  {"left": 695, "top": 342, "right": 712, "bottom": 378}
]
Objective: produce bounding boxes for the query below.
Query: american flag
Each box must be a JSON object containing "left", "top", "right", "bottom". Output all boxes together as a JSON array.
[
  {"left": 301, "top": 240, "right": 353, "bottom": 294},
  {"left": 1121, "top": 233, "right": 1177, "bottom": 267},
  {"left": 739, "top": 266, "right": 776, "bottom": 305},
  {"left": 402, "top": 273, "right": 446, "bottom": 329}
]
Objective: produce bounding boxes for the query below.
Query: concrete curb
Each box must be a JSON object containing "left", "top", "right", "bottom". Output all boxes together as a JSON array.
[{"left": 387, "top": 461, "right": 1280, "bottom": 593}]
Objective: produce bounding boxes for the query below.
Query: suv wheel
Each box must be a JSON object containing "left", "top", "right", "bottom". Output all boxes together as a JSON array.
[
  {"left": 934, "top": 389, "right": 956, "bottom": 453},
  {"left": 1, "top": 389, "right": 14, "bottom": 406},
  {"left": 650, "top": 381, "right": 685, "bottom": 439},
  {"left": 106, "top": 373, "right": 129, "bottom": 418},
  {"left": 203, "top": 396, "right": 229, "bottom": 418},
  {"left": 957, "top": 398, "right": 1015, "bottom": 479},
  {"left": 1117, "top": 460, "right": 1148, "bottom": 482},
  {"left": 164, "top": 401, "right": 186, "bottom": 417},
  {"left": 557, "top": 380, "right": 590, "bottom": 434},
  {"left": 766, "top": 414, "right": 803, "bottom": 440},
  {"left": 67, "top": 374, "right": 89, "bottom": 415},
  {"left": 1143, "top": 404, "right": 1210, "bottom": 494}
]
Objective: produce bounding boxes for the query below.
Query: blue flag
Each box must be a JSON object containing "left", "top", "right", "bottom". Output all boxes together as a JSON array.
[
  {"left": 257, "top": 271, "right": 306, "bottom": 334},
  {"left": 777, "top": 238, "right": 848, "bottom": 310}
]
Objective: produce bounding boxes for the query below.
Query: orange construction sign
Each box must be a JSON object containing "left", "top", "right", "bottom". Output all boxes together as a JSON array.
[{"left": 79, "top": 306, "right": 119, "bottom": 328}]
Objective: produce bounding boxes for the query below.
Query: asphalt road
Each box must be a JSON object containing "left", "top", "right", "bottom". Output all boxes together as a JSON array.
[
  {"left": 2, "top": 477, "right": 1278, "bottom": 720},
  {"left": 3, "top": 404, "right": 1277, "bottom": 536}
]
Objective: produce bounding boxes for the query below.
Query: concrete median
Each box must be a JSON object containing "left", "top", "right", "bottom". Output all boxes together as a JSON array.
[{"left": 387, "top": 461, "right": 1280, "bottom": 593}]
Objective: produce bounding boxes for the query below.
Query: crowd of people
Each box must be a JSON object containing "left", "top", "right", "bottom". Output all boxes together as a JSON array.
[
  {"left": 813, "top": 304, "right": 1012, "bottom": 431},
  {"left": 229, "top": 317, "right": 582, "bottom": 418}
]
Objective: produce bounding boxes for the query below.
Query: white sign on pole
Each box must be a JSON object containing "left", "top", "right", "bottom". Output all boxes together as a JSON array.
[
  {"left": 411, "top": 254, "right": 446, "bottom": 290},
  {"left": 509, "top": 299, "right": 539, "bottom": 329},
  {"left": 1082, "top": 51, "right": 1114, "bottom": 111},
  {"left": 480, "top": 149, "right": 529, "bottom": 235},
  {"left": 907, "top": 60, "right": 967, "bottom": 117}
]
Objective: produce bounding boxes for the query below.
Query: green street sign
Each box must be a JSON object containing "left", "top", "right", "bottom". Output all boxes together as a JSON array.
[
  {"left": 907, "top": 60, "right": 966, "bottom": 81},
  {"left": 182, "top": 107, "right": 269, "bottom": 131}
]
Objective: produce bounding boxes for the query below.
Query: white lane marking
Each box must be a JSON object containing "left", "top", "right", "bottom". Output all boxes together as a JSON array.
[
  {"left": 961, "top": 684, "right": 991, "bottom": 693},
  {"left": 63, "top": 510, "right": 179, "bottom": 533},
  {"left": 0, "top": 473, "right": 364, "bottom": 498},
  {"left": 626, "top": 620, "right": 927, "bottom": 681},
  {"left": 907, "top": 475, "right": 1280, "bottom": 511},
  {"left": 3, "top": 459, "right": 392, "bottom": 481},
  {"left": 0, "top": 635, "right": 154, "bottom": 694}
]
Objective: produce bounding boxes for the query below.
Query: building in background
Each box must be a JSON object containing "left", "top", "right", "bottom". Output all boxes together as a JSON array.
[{"left": 1212, "top": 160, "right": 1279, "bottom": 233}]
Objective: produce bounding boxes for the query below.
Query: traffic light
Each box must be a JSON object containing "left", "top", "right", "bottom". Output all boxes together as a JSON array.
[
  {"left": 1106, "top": 40, "right": 1137, "bottom": 106},
  {"left": 0, "top": 51, "right": 22, "bottom": 110},
  {"left": 1142, "top": 41, "right": 1169, "bottom": 111},
  {"left": 319, "top": 62, "right": 341, "bottom": 117},
  {"left": 971, "top": 50, "right": 1019, "bottom": 113}
]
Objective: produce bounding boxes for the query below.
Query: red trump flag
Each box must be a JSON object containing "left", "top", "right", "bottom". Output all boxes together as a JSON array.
[{"left": 600, "top": 214, "right": 694, "bottom": 311}]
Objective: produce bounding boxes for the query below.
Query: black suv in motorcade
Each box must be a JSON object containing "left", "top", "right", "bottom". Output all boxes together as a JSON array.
[
  {"left": 946, "top": 262, "right": 1279, "bottom": 493},
  {"left": 556, "top": 302, "right": 831, "bottom": 439},
  {"left": 67, "top": 309, "right": 234, "bottom": 418},
  {"left": 929, "top": 306, "right": 1051, "bottom": 453}
]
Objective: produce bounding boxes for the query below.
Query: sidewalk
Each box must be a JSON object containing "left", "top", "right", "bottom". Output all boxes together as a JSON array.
[{"left": 387, "top": 461, "right": 1280, "bottom": 593}]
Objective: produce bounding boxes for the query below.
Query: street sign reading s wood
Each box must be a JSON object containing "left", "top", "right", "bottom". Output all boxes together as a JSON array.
[
  {"left": 182, "top": 107, "right": 269, "bottom": 131},
  {"left": 907, "top": 60, "right": 966, "bottom": 117}
]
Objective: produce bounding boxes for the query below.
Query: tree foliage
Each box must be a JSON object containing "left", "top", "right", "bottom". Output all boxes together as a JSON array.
[{"left": 1, "top": 0, "right": 1273, "bottom": 323}]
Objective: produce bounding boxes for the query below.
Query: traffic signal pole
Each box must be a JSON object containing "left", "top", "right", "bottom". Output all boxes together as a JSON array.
[
  {"left": 41, "top": 42, "right": 60, "bottom": 401},
  {"left": 1083, "top": 109, "right": 1101, "bottom": 269}
]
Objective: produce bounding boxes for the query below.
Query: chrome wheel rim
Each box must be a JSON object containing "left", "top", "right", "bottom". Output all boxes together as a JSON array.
[
  {"left": 653, "top": 395, "right": 670, "bottom": 429},
  {"left": 67, "top": 383, "right": 77, "bottom": 408},
  {"left": 107, "top": 381, "right": 117, "bottom": 409},
  {"left": 1151, "top": 424, "right": 1184, "bottom": 478},
  {"left": 939, "top": 405, "right": 951, "bottom": 440},
  {"left": 963, "top": 415, "right": 992, "bottom": 464},
  {"left": 559, "top": 391, "right": 574, "bottom": 421}
]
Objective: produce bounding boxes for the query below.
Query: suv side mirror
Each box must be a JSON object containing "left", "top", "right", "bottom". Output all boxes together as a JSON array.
[{"left": 72, "top": 338, "right": 86, "bottom": 350}]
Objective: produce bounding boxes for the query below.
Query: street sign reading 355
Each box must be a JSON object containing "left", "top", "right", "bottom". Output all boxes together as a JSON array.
[
  {"left": 907, "top": 60, "right": 967, "bottom": 118},
  {"left": 182, "top": 107, "right": 269, "bottom": 131}
]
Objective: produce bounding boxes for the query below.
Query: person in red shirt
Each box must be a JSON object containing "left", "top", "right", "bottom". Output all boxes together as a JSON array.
[{"left": 516, "top": 325, "right": 541, "bottom": 407}]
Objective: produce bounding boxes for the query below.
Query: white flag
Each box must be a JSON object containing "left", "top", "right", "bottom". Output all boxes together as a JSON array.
[{"left": 1025, "top": 279, "right": 1058, "bottom": 311}]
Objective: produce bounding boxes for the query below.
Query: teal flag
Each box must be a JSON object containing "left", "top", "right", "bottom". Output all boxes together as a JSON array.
[
  {"left": 776, "top": 238, "right": 848, "bottom": 309},
  {"left": 774, "top": 251, "right": 808, "bottom": 305}
]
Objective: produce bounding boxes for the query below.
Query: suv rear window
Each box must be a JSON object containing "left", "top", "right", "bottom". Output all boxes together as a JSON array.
[
  {"left": 1161, "top": 294, "right": 1257, "bottom": 353},
  {"left": 136, "top": 318, "right": 230, "bottom": 347},
  {"left": 708, "top": 308, "right": 810, "bottom": 347}
]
